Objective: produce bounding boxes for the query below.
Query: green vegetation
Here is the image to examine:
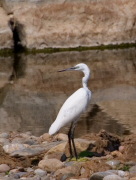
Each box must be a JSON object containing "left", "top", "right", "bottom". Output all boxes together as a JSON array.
[
  {"left": 0, "top": 48, "right": 13, "bottom": 57},
  {"left": 118, "top": 164, "right": 131, "bottom": 171},
  {"left": 0, "top": 42, "right": 136, "bottom": 57}
]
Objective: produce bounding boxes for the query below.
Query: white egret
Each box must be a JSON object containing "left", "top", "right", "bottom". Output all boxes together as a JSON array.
[{"left": 49, "top": 63, "right": 91, "bottom": 159}]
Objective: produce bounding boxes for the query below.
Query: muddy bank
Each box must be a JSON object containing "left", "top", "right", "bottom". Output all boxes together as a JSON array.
[
  {"left": 0, "top": 131, "right": 136, "bottom": 180},
  {"left": 0, "top": 0, "right": 136, "bottom": 49}
]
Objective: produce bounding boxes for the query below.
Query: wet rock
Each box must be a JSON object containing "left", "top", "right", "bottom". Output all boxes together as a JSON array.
[
  {"left": 106, "top": 160, "right": 120, "bottom": 167},
  {"left": 0, "top": 164, "right": 10, "bottom": 173},
  {"left": 103, "top": 174, "right": 125, "bottom": 180},
  {"left": 34, "top": 169, "right": 47, "bottom": 177},
  {"left": 38, "top": 158, "right": 64, "bottom": 172}
]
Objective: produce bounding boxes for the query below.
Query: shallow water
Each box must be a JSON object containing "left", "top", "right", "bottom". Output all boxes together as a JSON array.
[{"left": 0, "top": 48, "right": 136, "bottom": 136}]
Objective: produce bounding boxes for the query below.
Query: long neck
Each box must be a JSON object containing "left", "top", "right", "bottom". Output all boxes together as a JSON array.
[{"left": 82, "top": 68, "right": 90, "bottom": 88}]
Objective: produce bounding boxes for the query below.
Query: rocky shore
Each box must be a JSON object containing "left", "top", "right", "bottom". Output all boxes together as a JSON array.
[
  {"left": 0, "top": 130, "right": 136, "bottom": 180},
  {"left": 0, "top": 0, "right": 136, "bottom": 50}
]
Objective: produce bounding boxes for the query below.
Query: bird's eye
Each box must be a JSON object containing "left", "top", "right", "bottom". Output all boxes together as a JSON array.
[{"left": 74, "top": 66, "right": 79, "bottom": 69}]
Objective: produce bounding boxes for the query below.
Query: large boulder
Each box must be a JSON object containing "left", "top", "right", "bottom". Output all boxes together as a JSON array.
[{"left": 2, "top": 0, "right": 136, "bottom": 49}]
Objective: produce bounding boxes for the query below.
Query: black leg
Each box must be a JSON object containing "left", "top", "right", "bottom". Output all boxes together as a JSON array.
[
  {"left": 71, "top": 122, "right": 78, "bottom": 159},
  {"left": 68, "top": 123, "right": 74, "bottom": 158}
]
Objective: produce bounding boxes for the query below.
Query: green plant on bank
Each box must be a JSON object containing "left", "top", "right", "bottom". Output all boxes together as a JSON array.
[
  {"left": 5, "top": 171, "right": 10, "bottom": 175},
  {"left": 0, "top": 42, "right": 136, "bottom": 57},
  {"left": 119, "top": 164, "right": 131, "bottom": 171},
  {"left": 115, "top": 163, "right": 131, "bottom": 171}
]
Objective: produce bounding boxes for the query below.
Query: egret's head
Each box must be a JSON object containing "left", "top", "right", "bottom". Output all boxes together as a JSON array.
[{"left": 58, "top": 63, "right": 90, "bottom": 73}]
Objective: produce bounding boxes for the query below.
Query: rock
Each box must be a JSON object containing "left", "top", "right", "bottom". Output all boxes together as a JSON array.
[
  {"left": 129, "top": 165, "right": 136, "bottom": 177},
  {"left": 106, "top": 160, "right": 120, "bottom": 167},
  {"left": 3, "top": 143, "right": 29, "bottom": 154},
  {"left": 0, "top": 164, "right": 10, "bottom": 173},
  {"left": 0, "top": 133, "right": 9, "bottom": 138},
  {"left": 129, "top": 177, "right": 136, "bottom": 180},
  {"left": 90, "top": 171, "right": 114, "bottom": 180},
  {"left": 26, "top": 167, "right": 34, "bottom": 173},
  {"left": 38, "top": 158, "right": 64, "bottom": 172},
  {"left": 0, "top": 138, "right": 10, "bottom": 145},
  {"left": 45, "top": 141, "right": 67, "bottom": 157},
  {"left": 11, "top": 137, "right": 38, "bottom": 145},
  {"left": 34, "top": 169, "right": 47, "bottom": 177},
  {"left": 119, "top": 146, "right": 125, "bottom": 153},
  {"left": 125, "top": 161, "right": 136, "bottom": 166},
  {"left": 117, "top": 170, "right": 129, "bottom": 178},
  {"left": 54, "top": 163, "right": 81, "bottom": 179},
  {"left": 61, "top": 173, "right": 75, "bottom": 180},
  {"left": 54, "top": 133, "right": 68, "bottom": 141},
  {"left": 2, "top": 0, "right": 136, "bottom": 49},
  {"left": 65, "top": 138, "right": 91, "bottom": 156},
  {"left": 39, "top": 133, "right": 51, "bottom": 142},
  {"left": 13, "top": 172, "right": 28, "bottom": 178},
  {"left": 10, "top": 146, "right": 46, "bottom": 157},
  {"left": 130, "top": 166, "right": 136, "bottom": 172},
  {"left": 3, "top": 141, "right": 62, "bottom": 157},
  {"left": 0, "top": 7, "right": 13, "bottom": 49},
  {"left": 111, "top": 151, "right": 123, "bottom": 158},
  {"left": 103, "top": 174, "right": 125, "bottom": 180}
]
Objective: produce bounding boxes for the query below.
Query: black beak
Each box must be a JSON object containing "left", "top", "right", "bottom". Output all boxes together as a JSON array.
[{"left": 58, "top": 67, "right": 75, "bottom": 72}]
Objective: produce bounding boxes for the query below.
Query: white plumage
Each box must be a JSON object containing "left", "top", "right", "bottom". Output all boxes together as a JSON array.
[
  {"left": 48, "top": 63, "right": 91, "bottom": 159},
  {"left": 49, "top": 87, "right": 91, "bottom": 135}
]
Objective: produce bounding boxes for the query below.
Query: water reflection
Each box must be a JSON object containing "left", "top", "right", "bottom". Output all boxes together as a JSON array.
[{"left": 0, "top": 48, "right": 136, "bottom": 136}]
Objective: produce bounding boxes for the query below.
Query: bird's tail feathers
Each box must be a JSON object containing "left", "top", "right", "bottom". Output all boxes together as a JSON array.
[{"left": 48, "top": 121, "right": 61, "bottom": 135}]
